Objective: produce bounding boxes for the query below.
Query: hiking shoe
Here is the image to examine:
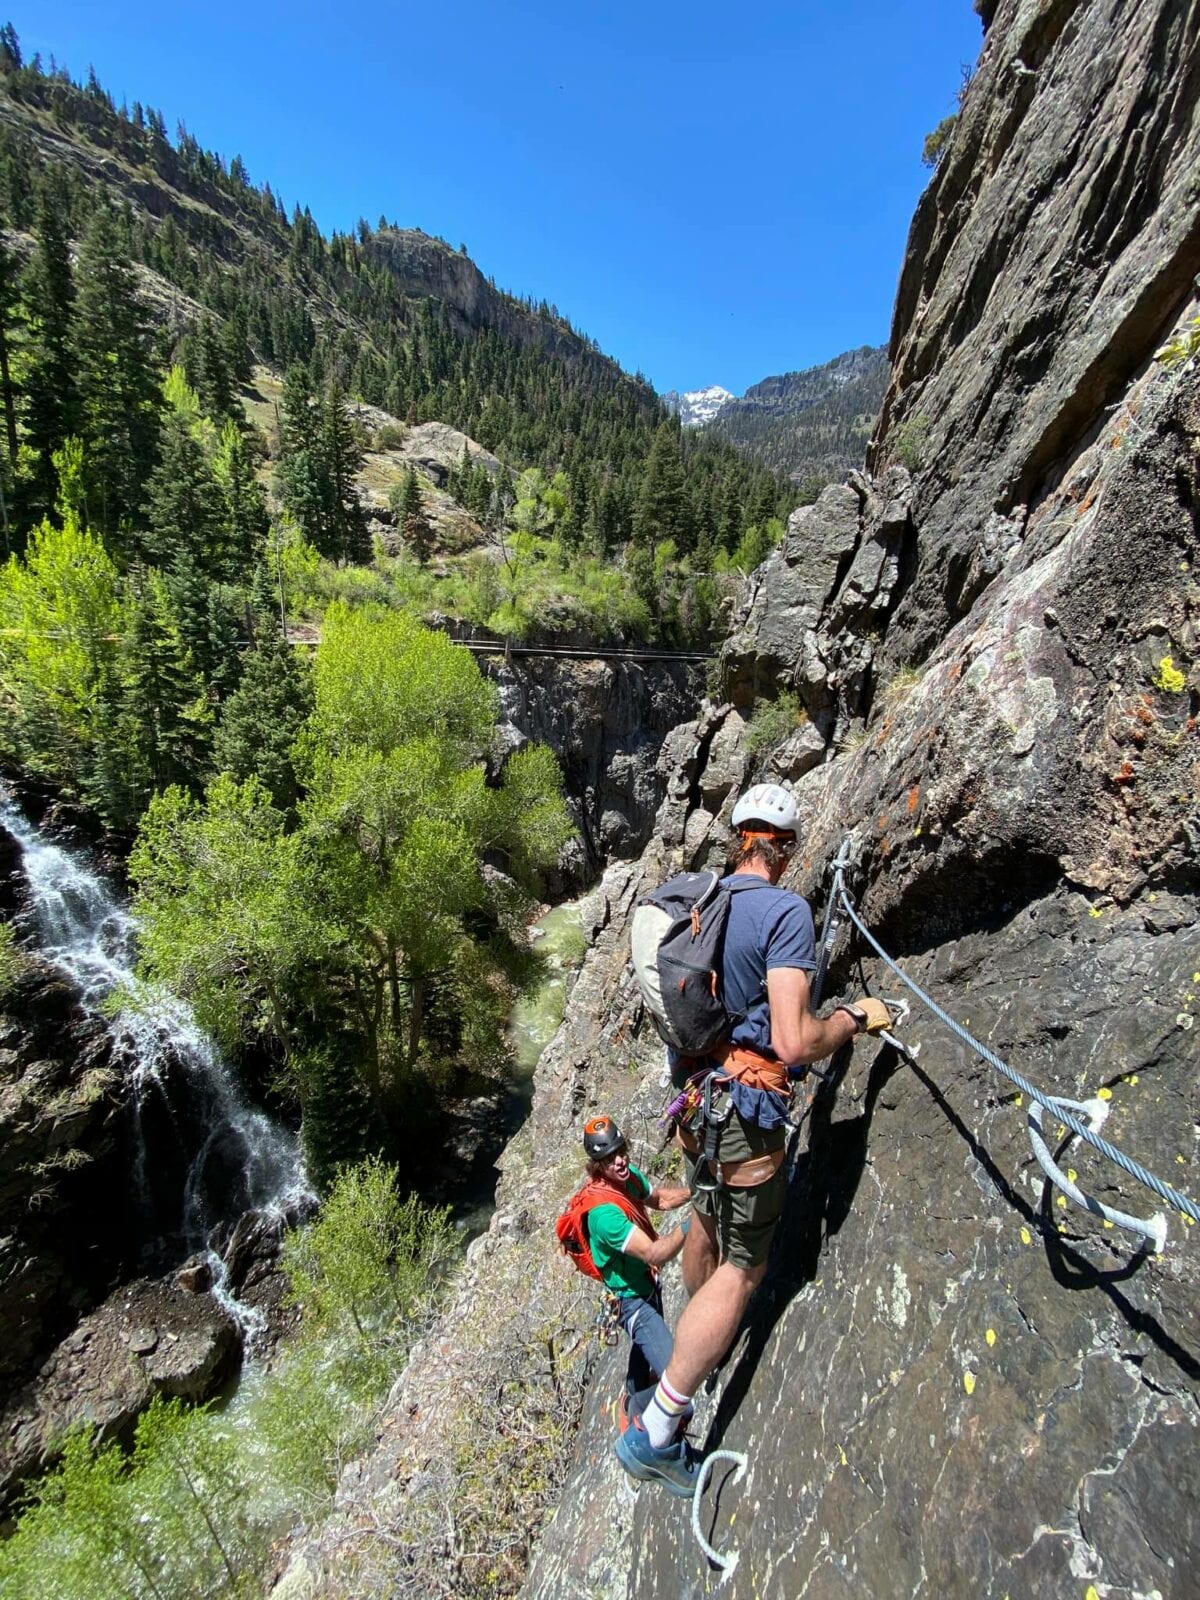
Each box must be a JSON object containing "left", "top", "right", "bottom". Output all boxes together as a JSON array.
[
  {"left": 614, "top": 1417, "right": 703, "bottom": 1498},
  {"left": 617, "top": 1392, "right": 631, "bottom": 1435}
]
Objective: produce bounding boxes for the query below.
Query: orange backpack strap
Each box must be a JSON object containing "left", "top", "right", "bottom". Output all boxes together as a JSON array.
[{"left": 577, "top": 1176, "right": 657, "bottom": 1243}]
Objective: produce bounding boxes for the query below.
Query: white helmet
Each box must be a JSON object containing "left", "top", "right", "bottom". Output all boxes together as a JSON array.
[{"left": 730, "top": 783, "right": 801, "bottom": 838}]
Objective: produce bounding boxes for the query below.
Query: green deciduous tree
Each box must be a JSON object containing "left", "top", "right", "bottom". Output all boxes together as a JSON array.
[
  {"left": 130, "top": 772, "right": 323, "bottom": 1057},
  {"left": 131, "top": 608, "right": 573, "bottom": 1138},
  {"left": 0, "top": 511, "right": 122, "bottom": 788}
]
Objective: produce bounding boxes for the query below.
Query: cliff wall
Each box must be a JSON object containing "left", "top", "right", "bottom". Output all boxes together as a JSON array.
[{"left": 275, "top": 2, "right": 1200, "bottom": 1595}]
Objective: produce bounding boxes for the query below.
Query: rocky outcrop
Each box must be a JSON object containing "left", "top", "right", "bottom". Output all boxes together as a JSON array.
[
  {"left": 273, "top": 3, "right": 1200, "bottom": 1597},
  {"left": 722, "top": 466, "right": 914, "bottom": 742},
  {"left": 0, "top": 956, "right": 131, "bottom": 1386},
  {"left": 869, "top": 0, "right": 1200, "bottom": 668},
  {"left": 494, "top": 653, "right": 701, "bottom": 885},
  {"left": 0, "top": 1274, "right": 240, "bottom": 1510}
]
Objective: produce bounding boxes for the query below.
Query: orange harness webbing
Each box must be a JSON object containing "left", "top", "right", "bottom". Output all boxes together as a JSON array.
[{"left": 675, "top": 1042, "right": 790, "bottom": 1187}]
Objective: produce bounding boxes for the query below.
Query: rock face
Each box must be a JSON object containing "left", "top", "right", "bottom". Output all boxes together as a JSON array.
[
  {"left": 272, "top": 2, "right": 1200, "bottom": 1597},
  {"left": 0, "top": 1275, "right": 240, "bottom": 1511},
  {"left": 0, "top": 955, "right": 132, "bottom": 1386},
  {"left": 722, "top": 465, "right": 914, "bottom": 743},
  {"left": 493, "top": 653, "right": 701, "bottom": 885},
  {"left": 869, "top": 0, "right": 1200, "bottom": 669}
]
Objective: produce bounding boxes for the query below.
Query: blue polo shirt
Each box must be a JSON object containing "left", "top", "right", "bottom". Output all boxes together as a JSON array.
[
  {"left": 720, "top": 875, "right": 817, "bottom": 1054},
  {"left": 669, "top": 874, "right": 817, "bottom": 1130}
]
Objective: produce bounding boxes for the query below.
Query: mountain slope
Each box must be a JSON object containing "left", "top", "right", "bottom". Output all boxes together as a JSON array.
[
  {"left": 0, "top": 49, "right": 791, "bottom": 553},
  {"left": 705, "top": 343, "right": 888, "bottom": 485}
]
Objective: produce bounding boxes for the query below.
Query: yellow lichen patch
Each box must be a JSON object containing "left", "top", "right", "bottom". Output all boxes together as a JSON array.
[
  {"left": 1020, "top": 1226, "right": 1032, "bottom": 1245},
  {"left": 1087, "top": 905, "right": 1104, "bottom": 918},
  {"left": 1056, "top": 1194, "right": 1068, "bottom": 1209},
  {"left": 1067, "top": 1169, "right": 1078, "bottom": 1184},
  {"left": 985, "top": 1328, "right": 997, "bottom": 1347},
  {"left": 1085, "top": 1587, "right": 1101, "bottom": 1600},
  {"left": 1015, "top": 1094, "right": 1023, "bottom": 1107},
  {"left": 1154, "top": 656, "right": 1186, "bottom": 693},
  {"left": 1103, "top": 1220, "right": 1114, "bottom": 1230},
  {"left": 963, "top": 1371, "right": 976, "bottom": 1395},
  {"left": 1098, "top": 1087, "right": 1113, "bottom": 1101}
]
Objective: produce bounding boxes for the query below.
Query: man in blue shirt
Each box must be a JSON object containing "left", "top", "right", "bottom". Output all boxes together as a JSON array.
[{"left": 617, "top": 783, "right": 892, "bottom": 1495}]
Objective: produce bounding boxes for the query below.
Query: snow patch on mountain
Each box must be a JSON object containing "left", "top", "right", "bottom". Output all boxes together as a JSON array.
[{"left": 660, "top": 385, "right": 736, "bottom": 428}]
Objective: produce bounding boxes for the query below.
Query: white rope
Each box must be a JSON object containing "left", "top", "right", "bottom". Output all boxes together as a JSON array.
[{"left": 691, "top": 1449, "right": 748, "bottom": 1582}]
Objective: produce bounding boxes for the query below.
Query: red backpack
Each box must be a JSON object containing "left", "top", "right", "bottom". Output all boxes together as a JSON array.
[{"left": 555, "top": 1178, "right": 656, "bottom": 1281}]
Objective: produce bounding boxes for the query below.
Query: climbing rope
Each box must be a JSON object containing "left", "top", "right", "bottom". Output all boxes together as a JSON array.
[
  {"left": 691, "top": 1449, "right": 747, "bottom": 1581},
  {"left": 829, "top": 858, "right": 1200, "bottom": 1229}
]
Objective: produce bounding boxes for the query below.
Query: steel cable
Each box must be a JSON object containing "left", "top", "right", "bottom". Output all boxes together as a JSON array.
[{"left": 834, "top": 871, "right": 1200, "bottom": 1226}]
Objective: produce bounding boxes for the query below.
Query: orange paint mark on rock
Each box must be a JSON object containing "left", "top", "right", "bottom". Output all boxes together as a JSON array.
[
  {"left": 878, "top": 812, "right": 889, "bottom": 831},
  {"left": 906, "top": 785, "right": 920, "bottom": 814},
  {"left": 1113, "top": 760, "right": 1136, "bottom": 784}
]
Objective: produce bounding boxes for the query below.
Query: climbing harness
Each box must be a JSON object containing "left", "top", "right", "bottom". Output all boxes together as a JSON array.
[
  {"left": 595, "top": 1291, "right": 621, "bottom": 1347},
  {"left": 822, "top": 837, "right": 1199, "bottom": 1247},
  {"left": 690, "top": 1449, "right": 748, "bottom": 1583}
]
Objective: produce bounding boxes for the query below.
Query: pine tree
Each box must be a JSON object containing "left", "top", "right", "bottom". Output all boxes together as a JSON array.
[
  {"left": 633, "top": 420, "right": 690, "bottom": 549},
  {"left": 213, "top": 628, "right": 312, "bottom": 811},
  {"left": 75, "top": 205, "right": 162, "bottom": 548},
  {"left": 214, "top": 418, "right": 268, "bottom": 576},
  {"left": 89, "top": 570, "right": 211, "bottom": 826},
  {"left": 191, "top": 314, "right": 236, "bottom": 421},
  {"left": 20, "top": 173, "right": 80, "bottom": 524},
  {"left": 391, "top": 467, "right": 429, "bottom": 563},
  {"left": 277, "top": 362, "right": 332, "bottom": 551},
  {"left": 323, "top": 380, "right": 369, "bottom": 563},
  {"left": 144, "top": 408, "right": 223, "bottom": 571}
]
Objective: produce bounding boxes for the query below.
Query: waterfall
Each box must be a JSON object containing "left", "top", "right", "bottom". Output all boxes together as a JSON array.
[{"left": 0, "top": 793, "right": 314, "bottom": 1263}]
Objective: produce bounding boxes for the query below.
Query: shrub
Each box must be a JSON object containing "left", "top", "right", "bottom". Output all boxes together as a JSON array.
[
  {"left": 889, "top": 414, "right": 931, "bottom": 472},
  {"left": 922, "top": 113, "right": 957, "bottom": 169},
  {"left": 0, "top": 921, "right": 24, "bottom": 1001},
  {"left": 745, "top": 690, "right": 807, "bottom": 754},
  {"left": 1156, "top": 315, "right": 1200, "bottom": 369},
  {"left": 373, "top": 422, "right": 408, "bottom": 450}
]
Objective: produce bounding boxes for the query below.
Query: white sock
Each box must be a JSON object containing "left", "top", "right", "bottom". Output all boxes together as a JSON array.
[{"left": 644, "top": 1376, "right": 693, "bottom": 1449}]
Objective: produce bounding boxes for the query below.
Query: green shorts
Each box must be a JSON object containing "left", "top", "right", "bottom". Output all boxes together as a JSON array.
[{"left": 684, "top": 1113, "right": 787, "bottom": 1271}]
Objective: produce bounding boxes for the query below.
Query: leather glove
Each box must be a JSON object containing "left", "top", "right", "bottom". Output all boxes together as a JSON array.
[{"left": 839, "top": 997, "right": 893, "bottom": 1035}]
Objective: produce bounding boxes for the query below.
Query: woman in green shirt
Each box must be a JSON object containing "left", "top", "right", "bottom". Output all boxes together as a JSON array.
[{"left": 581, "top": 1116, "right": 691, "bottom": 1423}]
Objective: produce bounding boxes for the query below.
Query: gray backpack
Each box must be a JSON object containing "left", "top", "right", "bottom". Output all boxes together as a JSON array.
[{"left": 630, "top": 871, "right": 737, "bottom": 1055}]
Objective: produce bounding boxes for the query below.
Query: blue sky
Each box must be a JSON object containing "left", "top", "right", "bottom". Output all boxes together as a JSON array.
[{"left": 15, "top": 2, "right": 982, "bottom": 396}]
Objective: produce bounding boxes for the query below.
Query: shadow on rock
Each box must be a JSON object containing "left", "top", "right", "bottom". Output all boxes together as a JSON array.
[{"left": 706, "top": 1040, "right": 903, "bottom": 1449}]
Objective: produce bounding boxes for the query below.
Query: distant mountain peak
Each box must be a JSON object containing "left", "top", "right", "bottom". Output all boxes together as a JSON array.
[{"left": 661, "top": 385, "right": 736, "bottom": 428}]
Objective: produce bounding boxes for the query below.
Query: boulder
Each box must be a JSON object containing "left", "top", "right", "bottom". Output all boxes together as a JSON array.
[{"left": 0, "top": 1275, "right": 240, "bottom": 1512}]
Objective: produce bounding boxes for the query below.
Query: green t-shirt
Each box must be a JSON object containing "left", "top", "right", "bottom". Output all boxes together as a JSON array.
[{"left": 588, "top": 1166, "right": 655, "bottom": 1300}]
